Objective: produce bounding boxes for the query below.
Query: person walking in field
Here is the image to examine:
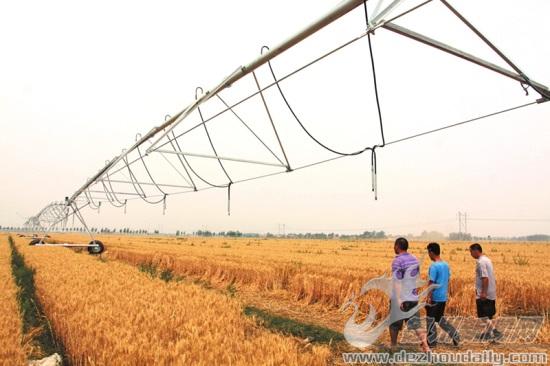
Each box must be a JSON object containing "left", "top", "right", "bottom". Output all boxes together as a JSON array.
[
  {"left": 389, "top": 237, "right": 431, "bottom": 352},
  {"left": 425, "top": 242, "right": 460, "bottom": 347},
  {"left": 469, "top": 243, "right": 502, "bottom": 341}
]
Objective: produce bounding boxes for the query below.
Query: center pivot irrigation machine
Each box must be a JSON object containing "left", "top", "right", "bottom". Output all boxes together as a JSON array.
[{"left": 23, "top": 0, "right": 549, "bottom": 254}]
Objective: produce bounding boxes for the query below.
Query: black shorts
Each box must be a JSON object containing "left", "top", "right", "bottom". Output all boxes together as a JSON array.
[
  {"left": 390, "top": 301, "right": 421, "bottom": 331},
  {"left": 476, "top": 299, "right": 496, "bottom": 319},
  {"left": 426, "top": 301, "right": 446, "bottom": 323}
]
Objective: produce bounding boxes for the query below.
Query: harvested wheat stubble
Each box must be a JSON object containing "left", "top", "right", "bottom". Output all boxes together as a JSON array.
[
  {"left": 103, "top": 237, "right": 550, "bottom": 312},
  {"left": 14, "top": 236, "right": 330, "bottom": 365},
  {"left": 49, "top": 233, "right": 550, "bottom": 344},
  {"left": 0, "top": 235, "right": 27, "bottom": 365}
]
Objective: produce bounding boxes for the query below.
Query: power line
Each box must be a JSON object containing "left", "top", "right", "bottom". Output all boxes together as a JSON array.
[{"left": 469, "top": 218, "right": 550, "bottom": 222}]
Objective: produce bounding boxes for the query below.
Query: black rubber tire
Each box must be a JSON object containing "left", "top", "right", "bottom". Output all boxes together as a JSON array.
[
  {"left": 88, "top": 240, "right": 105, "bottom": 255},
  {"left": 29, "top": 238, "right": 43, "bottom": 245}
]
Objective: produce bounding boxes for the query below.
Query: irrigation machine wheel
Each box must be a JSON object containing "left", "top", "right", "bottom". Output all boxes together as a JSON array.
[
  {"left": 88, "top": 240, "right": 105, "bottom": 255},
  {"left": 29, "top": 238, "right": 43, "bottom": 245}
]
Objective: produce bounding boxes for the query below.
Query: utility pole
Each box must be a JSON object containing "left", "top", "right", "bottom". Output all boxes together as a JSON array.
[
  {"left": 277, "top": 223, "right": 286, "bottom": 237},
  {"left": 458, "top": 212, "right": 468, "bottom": 238}
]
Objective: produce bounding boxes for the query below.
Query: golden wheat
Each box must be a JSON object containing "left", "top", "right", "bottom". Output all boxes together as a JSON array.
[
  {"left": 0, "top": 235, "right": 27, "bottom": 365},
  {"left": 13, "top": 236, "right": 330, "bottom": 365},
  {"left": 24, "top": 233, "right": 550, "bottom": 350},
  {"left": 81, "top": 235, "right": 549, "bottom": 315},
  {"left": 51, "top": 233, "right": 550, "bottom": 344}
]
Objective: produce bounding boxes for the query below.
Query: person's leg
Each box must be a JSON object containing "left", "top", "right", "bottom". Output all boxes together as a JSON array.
[
  {"left": 425, "top": 304, "right": 438, "bottom": 347},
  {"left": 390, "top": 320, "right": 403, "bottom": 347},
  {"left": 389, "top": 301, "right": 403, "bottom": 347},
  {"left": 486, "top": 300, "right": 502, "bottom": 339},
  {"left": 415, "top": 329, "right": 430, "bottom": 352},
  {"left": 477, "top": 299, "right": 496, "bottom": 340},
  {"left": 485, "top": 318, "right": 495, "bottom": 332},
  {"left": 390, "top": 326, "right": 400, "bottom": 347},
  {"left": 435, "top": 302, "right": 460, "bottom": 345},
  {"left": 406, "top": 302, "right": 430, "bottom": 352}
]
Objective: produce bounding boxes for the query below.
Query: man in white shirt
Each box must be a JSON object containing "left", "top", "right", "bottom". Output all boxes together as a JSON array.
[{"left": 469, "top": 243, "right": 502, "bottom": 341}]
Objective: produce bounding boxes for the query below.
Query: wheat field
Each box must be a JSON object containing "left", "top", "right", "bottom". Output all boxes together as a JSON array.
[
  {"left": 52, "top": 234, "right": 550, "bottom": 341},
  {"left": 9, "top": 235, "right": 330, "bottom": 365},
  {"left": 3, "top": 232, "right": 548, "bottom": 364},
  {"left": 0, "top": 235, "right": 27, "bottom": 365},
  {"left": 88, "top": 236, "right": 545, "bottom": 308}
]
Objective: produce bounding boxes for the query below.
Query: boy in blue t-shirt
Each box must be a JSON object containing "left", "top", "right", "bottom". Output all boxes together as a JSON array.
[{"left": 426, "top": 243, "right": 460, "bottom": 347}]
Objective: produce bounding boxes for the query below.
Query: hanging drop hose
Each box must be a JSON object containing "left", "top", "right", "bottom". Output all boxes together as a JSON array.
[
  {"left": 122, "top": 155, "right": 166, "bottom": 204},
  {"left": 100, "top": 180, "right": 125, "bottom": 208},
  {"left": 364, "top": 0, "right": 385, "bottom": 148},
  {"left": 122, "top": 155, "right": 148, "bottom": 199},
  {"left": 100, "top": 160, "right": 127, "bottom": 208},
  {"left": 84, "top": 187, "right": 101, "bottom": 210},
  {"left": 196, "top": 87, "right": 234, "bottom": 184},
  {"left": 364, "top": 0, "right": 384, "bottom": 200},
  {"left": 263, "top": 0, "right": 386, "bottom": 199},
  {"left": 170, "top": 131, "right": 229, "bottom": 189},
  {"left": 135, "top": 143, "right": 168, "bottom": 197},
  {"left": 171, "top": 131, "right": 232, "bottom": 215},
  {"left": 371, "top": 147, "right": 378, "bottom": 200},
  {"left": 105, "top": 172, "right": 128, "bottom": 208},
  {"left": 227, "top": 182, "right": 232, "bottom": 216},
  {"left": 266, "top": 58, "right": 371, "bottom": 156},
  {"left": 164, "top": 115, "right": 197, "bottom": 191}
]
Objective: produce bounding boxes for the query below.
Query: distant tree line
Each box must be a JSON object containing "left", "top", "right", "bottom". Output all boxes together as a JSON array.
[
  {"left": 191, "top": 230, "right": 253, "bottom": 238},
  {"left": 448, "top": 232, "right": 473, "bottom": 241},
  {"left": 1, "top": 225, "right": 549, "bottom": 242}
]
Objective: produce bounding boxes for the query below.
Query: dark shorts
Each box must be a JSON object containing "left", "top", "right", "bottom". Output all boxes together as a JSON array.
[
  {"left": 426, "top": 301, "right": 446, "bottom": 323},
  {"left": 476, "top": 299, "right": 496, "bottom": 319},
  {"left": 390, "top": 301, "right": 421, "bottom": 331}
]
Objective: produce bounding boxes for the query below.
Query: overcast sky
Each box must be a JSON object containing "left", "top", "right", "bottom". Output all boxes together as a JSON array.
[{"left": 1, "top": 0, "right": 549, "bottom": 236}]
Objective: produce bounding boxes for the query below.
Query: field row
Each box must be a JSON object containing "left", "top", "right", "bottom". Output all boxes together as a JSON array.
[
  {"left": 86, "top": 235, "right": 550, "bottom": 316},
  {"left": 12, "top": 235, "right": 330, "bottom": 365},
  {"left": 0, "top": 235, "right": 27, "bottom": 365}
]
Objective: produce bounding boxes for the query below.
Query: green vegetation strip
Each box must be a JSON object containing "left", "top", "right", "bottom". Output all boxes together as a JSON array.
[
  {"left": 133, "top": 259, "right": 343, "bottom": 345},
  {"left": 244, "top": 306, "right": 345, "bottom": 345},
  {"left": 8, "top": 236, "right": 65, "bottom": 359}
]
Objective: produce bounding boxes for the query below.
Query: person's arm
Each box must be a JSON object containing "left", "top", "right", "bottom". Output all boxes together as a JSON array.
[
  {"left": 480, "top": 277, "right": 489, "bottom": 300},
  {"left": 427, "top": 266, "right": 437, "bottom": 304},
  {"left": 479, "top": 261, "right": 489, "bottom": 300}
]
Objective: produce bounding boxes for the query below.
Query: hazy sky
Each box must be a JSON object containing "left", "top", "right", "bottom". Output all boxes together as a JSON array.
[{"left": 1, "top": 0, "right": 549, "bottom": 236}]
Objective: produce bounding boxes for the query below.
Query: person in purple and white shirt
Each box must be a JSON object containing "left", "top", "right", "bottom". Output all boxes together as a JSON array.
[{"left": 389, "top": 237, "right": 431, "bottom": 352}]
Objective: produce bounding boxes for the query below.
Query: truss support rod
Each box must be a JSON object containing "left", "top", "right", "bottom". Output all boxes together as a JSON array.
[
  {"left": 370, "top": 0, "right": 407, "bottom": 26},
  {"left": 98, "top": 179, "right": 193, "bottom": 189},
  {"left": 252, "top": 71, "right": 292, "bottom": 170},
  {"left": 70, "top": 202, "right": 95, "bottom": 241},
  {"left": 67, "top": 0, "right": 370, "bottom": 206},
  {"left": 88, "top": 190, "right": 142, "bottom": 196},
  {"left": 38, "top": 202, "right": 91, "bottom": 242},
  {"left": 382, "top": 23, "right": 550, "bottom": 93},
  {"left": 145, "top": 0, "right": 370, "bottom": 152},
  {"left": 154, "top": 149, "right": 287, "bottom": 168}
]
